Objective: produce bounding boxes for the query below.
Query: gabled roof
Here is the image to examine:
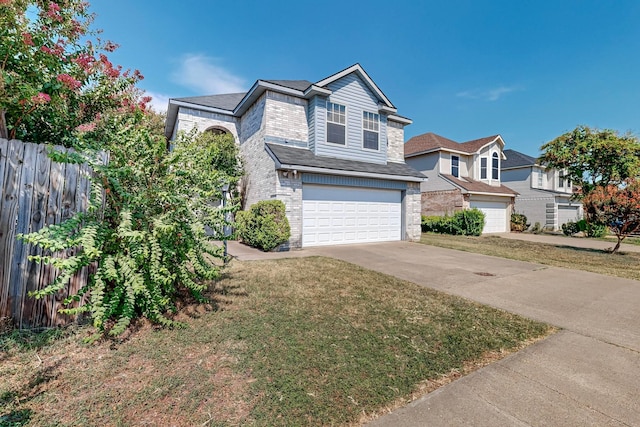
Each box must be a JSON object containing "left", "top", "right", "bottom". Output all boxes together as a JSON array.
[
  {"left": 265, "top": 143, "right": 426, "bottom": 182},
  {"left": 502, "top": 149, "right": 539, "bottom": 169},
  {"left": 404, "top": 132, "right": 504, "bottom": 157},
  {"left": 440, "top": 174, "right": 518, "bottom": 197},
  {"left": 165, "top": 64, "right": 407, "bottom": 139},
  {"left": 171, "top": 93, "right": 246, "bottom": 112}
]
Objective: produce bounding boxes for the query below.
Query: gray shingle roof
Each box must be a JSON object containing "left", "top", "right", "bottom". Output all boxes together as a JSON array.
[
  {"left": 263, "top": 80, "right": 313, "bottom": 91},
  {"left": 502, "top": 149, "right": 538, "bottom": 169},
  {"left": 266, "top": 143, "right": 426, "bottom": 181},
  {"left": 173, "top": 93, "right": 247, "bottom": 111}
]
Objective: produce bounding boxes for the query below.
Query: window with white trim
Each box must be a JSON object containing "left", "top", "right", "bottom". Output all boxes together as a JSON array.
[
  {"left": 326, "top": 102, "right": 346, "bottom": 145},
  {"left": 492, "top": 152, "right": 499, "bottom": 180},
  {"left": 558, "top": 173, "right": 565, "bottom": 188},
  {"left": 362, "top": 111, "right": 379, "bottom": 150},
  {"left": 451, "top": 155, "right": 460, "bottom": 178},
  {"left": 537, "top": 169, "right": 543, "bottom": 187},
  {"left": 480, "top": 157, "right": 487, "bottom": 179}
]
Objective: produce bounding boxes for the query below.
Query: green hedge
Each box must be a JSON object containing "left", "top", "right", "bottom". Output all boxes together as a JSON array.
[
  {"left": 421, "top": 208, "right": 485, "bottom": 236},
  {"left": 562, "top": 219, "right": 607, "bottom": 238},
  {"left": 236, "top": 200, "right": 291, "bottom": 251}
]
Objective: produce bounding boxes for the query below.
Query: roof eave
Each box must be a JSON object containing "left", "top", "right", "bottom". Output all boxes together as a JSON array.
[{"left": 234, "top": 80, "right": 307, "bottom": 116}]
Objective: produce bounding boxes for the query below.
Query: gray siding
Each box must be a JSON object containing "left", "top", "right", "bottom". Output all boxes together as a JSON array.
[
  {"left": 307, "top": 96, "right": 322, "bottom": 152},
  {"left": 501, "top": 168, "right": 532, "bottom": 184},
  {"left": 315, "top": 73, "right": 387, "bottom": 164}
]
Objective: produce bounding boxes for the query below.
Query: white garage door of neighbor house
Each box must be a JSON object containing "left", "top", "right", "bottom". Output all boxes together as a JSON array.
[
  {"left": 470, "top": 201, "right": 508, "bottom": 233},
  {"left": 302, "top": 185, "right": 402, "bottom": 247},
  {"left": 558, "top": 205, "right": 580, "bottom": 226}
]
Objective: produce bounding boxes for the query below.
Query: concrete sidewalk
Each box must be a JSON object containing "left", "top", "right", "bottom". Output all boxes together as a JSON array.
[{"left": 495, "top": 231, "right": 640, "bottom": 253}]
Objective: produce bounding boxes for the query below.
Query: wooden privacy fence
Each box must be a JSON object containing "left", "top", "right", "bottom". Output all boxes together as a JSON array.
[{"left": 0, "top": 139, "right": 107, "bottom": 329}]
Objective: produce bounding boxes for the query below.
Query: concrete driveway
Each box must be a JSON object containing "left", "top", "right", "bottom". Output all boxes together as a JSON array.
[{"left": 307, "top": 241, "right": 640, "bottom": 426}]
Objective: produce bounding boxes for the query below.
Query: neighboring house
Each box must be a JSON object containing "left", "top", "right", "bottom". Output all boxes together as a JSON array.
[
  {"left": 164, "top": 64, "right": 425, "bottom": 248},
  {"left": 501, "top": 149, "right": 582, "bottom": 230},
  {"left": 404, "top": 132, "right": 517, "bottom": 233}
]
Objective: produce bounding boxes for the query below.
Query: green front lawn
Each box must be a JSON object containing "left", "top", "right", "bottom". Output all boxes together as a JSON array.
[
  {"left": 1, "top": 257, "right": 551, "bottom": 426},
  {"left": 420, "top": 233, "right": 640, "bottom": 281}
]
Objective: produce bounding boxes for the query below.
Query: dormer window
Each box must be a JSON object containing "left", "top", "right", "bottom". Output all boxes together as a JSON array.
[
  {"left": 327, "top": 102, "right": 346, "bottom": 145},
  {"left": 492, "top": 152, "right": 499, "bottom": 180},
  {"left": 362, "top": 111, "right": 379, "bottom": 150},
  {"left": 480, "top": 157, "right": 487, "bottom": 180},
  {"left": 451, "top": 155, "right": 459, "bottom": 178}
]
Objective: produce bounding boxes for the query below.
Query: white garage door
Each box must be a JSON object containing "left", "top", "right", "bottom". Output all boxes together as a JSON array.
[
  {"left": 558, "top": 205, "right": 580, "bottom": 226},
  {"left": 302, "top": 185, "right": 402, "bottom": 247},
  {"left": 470, "top": 201, "right": 508, "bottom": 233}
]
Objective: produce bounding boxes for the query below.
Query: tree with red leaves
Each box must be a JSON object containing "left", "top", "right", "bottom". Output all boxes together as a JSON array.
[
  {"left": 0, "top": 0, "right": 149, "bottom": 145},
  {"left": 583, "top": 179, "right": 640, "bottom": 253}
]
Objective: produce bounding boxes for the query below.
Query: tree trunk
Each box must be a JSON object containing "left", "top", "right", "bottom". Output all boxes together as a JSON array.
[
  {"left": 0, "top": 109, "right": 8, "bottom": 140},
  {"left": 612, "top": 236, "right": 622, "bottom": 254}
]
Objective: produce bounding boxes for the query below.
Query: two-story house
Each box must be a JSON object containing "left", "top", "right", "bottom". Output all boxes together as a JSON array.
[
  {"left": 404, "top": 132, "right": 517, "bottom": 233},
  {"left": 501, "top": 149, "right": 582, "bottom": 230},
  {"left": 164, "top": 64, "right": 425, "bottom": 248}
]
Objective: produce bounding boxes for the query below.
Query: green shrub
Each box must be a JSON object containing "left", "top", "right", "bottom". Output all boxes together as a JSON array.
[
  {"left": 577, "top": 219, "right": 608, "bottom": 238},
  {"left": 421, "top": 215, "right": 452, "bottom": 234},
  {"left": 237, "top": 200, "right": 290, "bottom": 251},
  {"left": 511, "top": 213, "right": 528, "bottom": 232},
  {"left": 562, "top": 221, "right": 580, "bottom": 236},
  {"left": 421, "top": 208, "right": 485, "bottom": 236}
]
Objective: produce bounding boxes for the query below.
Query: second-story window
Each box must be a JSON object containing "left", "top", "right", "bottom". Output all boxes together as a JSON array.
[
  {"left": 538, "top": 170, "right": 544, "bottom": 187},
  {"left": 451, "top": 155, "right": 459, "bottom": 178},
  {"left": 492, "top": 152, "right": 499, "bottom": 180},
  {"left": 362, "top": 111, "right": 379, "bottom": 150},
  {"left": 327, "top": 102, "right": 346, "bottom": 145},
  {"left": 480, "top": 157, "right": 487, "bottom": 179},
  {"left": 558, "top": 173, "right": 565, "bottom": 188}
]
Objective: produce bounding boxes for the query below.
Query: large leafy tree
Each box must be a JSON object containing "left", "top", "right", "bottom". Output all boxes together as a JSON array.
[
  {"left": 540, "top": 125, "right": 640, "bottom": 253},
  {"left": 539, "top": 125, "right": 640, "bottom": 196},
  {"left": 4, "top": 0, "right": 243, "bottom": 336}
]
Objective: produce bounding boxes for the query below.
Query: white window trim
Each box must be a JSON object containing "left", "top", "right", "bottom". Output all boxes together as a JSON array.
[
  {"left": 480, "top": 156, "right": 488, "bottom": 180},
  {"left": 326, "top": 101, "right": 347, "bottom": 146},
  {"left": 491, "top": 151, "right": 500, "bottom": 182},
  {"left": 362, "top": 110, "right": 380, "bottom": 152},
  {"left": 451, "top": 155, "right": 460, "bottom": 178},
  {"left": 537, "top": 168, "right": 544, "bottom": 188}
]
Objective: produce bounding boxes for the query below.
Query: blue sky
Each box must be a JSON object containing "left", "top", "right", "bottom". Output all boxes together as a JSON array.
[{"left": 90, "top": 0, "right": 640, "bottom": 155}]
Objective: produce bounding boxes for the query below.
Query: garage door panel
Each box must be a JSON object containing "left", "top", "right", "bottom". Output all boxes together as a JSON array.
[
  {"left": 558, "top": 205, "right": 580, "bottom": 226},
  {"left": 470, "top": 201, "right": 508, "bottom": 233},
  {"left": 303, "top": 185, "right": 402, "bottom": 247}
]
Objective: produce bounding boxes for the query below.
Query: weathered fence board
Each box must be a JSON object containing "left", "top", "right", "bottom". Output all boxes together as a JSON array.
[{"left": 0, "top": 139, "right": 106, "bottom": 329}]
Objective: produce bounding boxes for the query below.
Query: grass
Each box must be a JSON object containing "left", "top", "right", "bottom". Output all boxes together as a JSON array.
[
  {"left": 1, "top": 257, "right": 552, "bottom": 426},
  {"left": 420, "top": 233, "right": 640, "bottom": 281}
]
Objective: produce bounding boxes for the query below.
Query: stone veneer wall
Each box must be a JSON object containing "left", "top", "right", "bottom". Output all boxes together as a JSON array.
[
  {"left": 387, "top": 120, "right": 406, "bottom": 163},
  {"left": 405, "top": 182, "right": 423, "bottom": 241}
]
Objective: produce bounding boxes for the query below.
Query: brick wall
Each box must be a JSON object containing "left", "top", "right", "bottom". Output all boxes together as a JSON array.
[
  {"left": 421, "top": 190, "right": 464, "bottom": 216},
  {"left": 265, "top": 91, "right": 309, "bottom": 144},
  {"left": 239, "top": 94, "right": 276, "bottom": 208},
  {"left": 176, "top": 108, "right": 240, "bottom": 141},
  {"left": 275, "top": 170, "right": 303, "bottom": 248}
]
